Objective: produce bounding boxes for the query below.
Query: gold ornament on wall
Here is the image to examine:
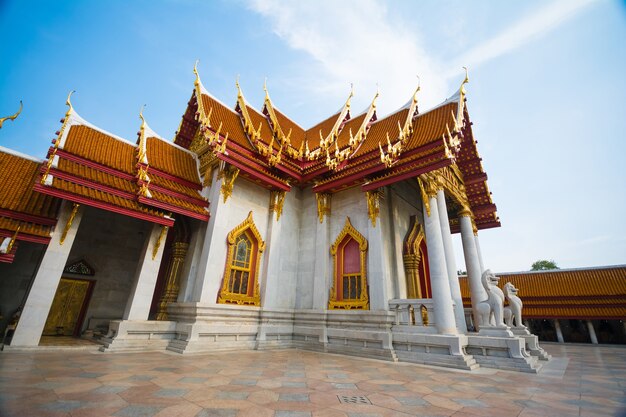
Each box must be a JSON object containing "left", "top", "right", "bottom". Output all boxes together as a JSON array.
[
  {"left": 315, "top": 193, "right": 331, "bottom": 223},
  {"left": 269, "top": 190, "right": 286, "bottom": 221},
  {"left": 59, "top": 203, "right": 80, "bottom": 245}
]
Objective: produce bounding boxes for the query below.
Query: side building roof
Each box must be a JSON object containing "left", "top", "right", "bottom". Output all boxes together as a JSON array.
[{"left": 459, "top": 265, "right": 626, "bottom": 320}]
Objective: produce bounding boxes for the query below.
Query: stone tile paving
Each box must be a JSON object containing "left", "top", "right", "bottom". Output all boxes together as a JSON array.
[{"left": 0, "top": 344, "right": 625, "bottom": 416}]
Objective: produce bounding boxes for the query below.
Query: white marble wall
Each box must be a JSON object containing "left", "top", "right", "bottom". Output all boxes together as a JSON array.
[{"left": 295, "top": 189, "right": 317, "bottom": 309}]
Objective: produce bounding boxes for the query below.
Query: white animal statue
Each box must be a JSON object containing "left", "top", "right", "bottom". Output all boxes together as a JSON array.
[
  {"left": 503, "top": 282, "right": 524, "bottom": 328},
  {"left": 476, "top": 269, "right": 506, "bottom": 327}
]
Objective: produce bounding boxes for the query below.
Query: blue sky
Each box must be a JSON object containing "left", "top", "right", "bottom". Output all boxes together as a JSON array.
[{"left": 1, "top": 0, "right": 625, "bottom": 272}]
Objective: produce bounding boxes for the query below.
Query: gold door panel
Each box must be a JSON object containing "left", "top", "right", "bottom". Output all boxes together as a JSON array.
[{"left": 43, "top": 278, "right": 91, "bottom": 336}]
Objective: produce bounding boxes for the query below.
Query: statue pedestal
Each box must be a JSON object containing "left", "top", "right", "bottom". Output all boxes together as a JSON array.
[
  {"left": 511, "top": 327, "right": 551, "bottom": 361},
  {"left": 478, "top": 325, "right": 513, "bottom": 338}
]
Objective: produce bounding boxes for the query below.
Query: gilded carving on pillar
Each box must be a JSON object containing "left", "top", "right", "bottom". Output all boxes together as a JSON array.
[
  {"left": 315, "top": 193, "right": 331, "bottom": 223},
  {"left": 366, "top": 189, "right": 383, "bottom": 227},
  {"left": 218, "top": 163, "right": 239, "bottom": 203},
  {"left": 269, "top": 190, "right": 286, "bottom": 221},
  {"left": 152, "top": 225, "right": 169, "bottom": 260},
  {"left": 59, "top": 203, "right": 80, "bottom": 245},
  {"left": 403, "top": 218, "right": 428, "bottom": 299},
  {"left": 156, "top": 241, "right": 189, "bottom": 320}
]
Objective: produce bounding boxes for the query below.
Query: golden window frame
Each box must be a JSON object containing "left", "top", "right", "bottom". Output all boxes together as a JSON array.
[
  {"left": 218, "top": 211, "right": 265, "bottom": 306},
  {"left": 328, "top": 217, "right": 369, "bottom": 310}
]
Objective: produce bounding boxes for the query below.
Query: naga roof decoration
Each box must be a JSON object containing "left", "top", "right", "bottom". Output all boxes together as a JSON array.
[
  {"left": 170, "top": 66, "right": 498, "bottom": 231},
  {"left": 459, "top": 265, "right": 626, "bottom": 320}
]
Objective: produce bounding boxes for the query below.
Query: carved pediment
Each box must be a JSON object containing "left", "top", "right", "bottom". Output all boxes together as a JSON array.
[{"left": 63, "top": 259, "right": 95, "bottom": 276}]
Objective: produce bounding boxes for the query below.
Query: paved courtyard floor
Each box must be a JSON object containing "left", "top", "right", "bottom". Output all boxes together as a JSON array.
[{"left": 0, "top": 343, "right": 624, "bottom": 417}]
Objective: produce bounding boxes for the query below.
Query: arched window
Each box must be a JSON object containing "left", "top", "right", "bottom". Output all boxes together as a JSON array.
[
  {"left": 403, "top": 216, "right": 432, "bottom": 298},
  {"left": 218, "top": 211, "right": 265, "bottom": 306},
  {"left": 329, "top": 217, "right": 369, "bottom": 310}
]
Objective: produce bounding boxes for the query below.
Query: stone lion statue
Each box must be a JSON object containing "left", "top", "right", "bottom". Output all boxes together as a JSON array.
[
  {"left": 503, "top": 282, "right": 524, "bottom": 328},
  {"left": 476, "top": 269, "right": 506, "bottom": 327}
]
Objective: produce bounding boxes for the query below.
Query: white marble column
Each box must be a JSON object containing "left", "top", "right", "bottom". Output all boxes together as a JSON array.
[
  {"left": 422, "top": 194, "right": 457, "bottom": 335},
  {"left": 177, "top": 221, "right": 206, "bottom": 302},
  {"left": 554, "top": 319, "right": 565, "bottom": 343},
  {"left": 192, "top": 173, "right": 232, "bottom": 303},
  {"left": 11, "top": 202, "right": 84, "bottom": 346},
  {"left": 586, "top": 320, "right": 598, "bottom": 344},
  {"left": 459, "top": 213, "right": 487, "bottom": 330},
  {"left": 436, "top": 190, "right": 467, "bottom": 333},
  {"left": 123, "top": 222, "right": 168, "bottom": 320},
  {"left": 312, "top": 210, "right": 330, "bottom": 310},
  {"left": 367, "top": 199, "right": 392, "bottom": 311},
  {"left": 259, "top": 204, "right": 283, "bottom": 309},
  {"left": 474, "top": 235, "right": 485, "bottom": 274}
]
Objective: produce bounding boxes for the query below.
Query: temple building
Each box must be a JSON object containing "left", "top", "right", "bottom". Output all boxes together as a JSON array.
[
  {"left": 460, "top": 265, "right": 626, "bottom": 345},
  {"left": 1, "top": 66, "right": 553, "bottom": 372}
]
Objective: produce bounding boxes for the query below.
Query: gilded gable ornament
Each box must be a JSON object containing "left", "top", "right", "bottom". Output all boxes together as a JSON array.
[{"left": 63, "top": 258, "right": 96, "bottom": 276}]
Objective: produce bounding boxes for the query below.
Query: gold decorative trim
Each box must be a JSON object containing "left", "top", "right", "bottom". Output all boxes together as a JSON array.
[
  {"left": 325, "top": 90, "right": 377, "bottom": 171},
  {"left": 379, "top": 78, "right": 420, "bottom": 167},
  {"left": 366, "top": 189, "right": 383, "bottom": 227},
  {"left": 329, "top": 217, "right": 369, "bottom": 310},
  {"left": 1, "top": 226, "right": 20, "bottom": 254},
  {"left": 156, "top": 241, "right": 189, "bottom": 320},
  {"left": 235, "top": 77, "right": 262, "bottom": 142},
  {"left": 315, "top": 193, "right": 331, "bottom": 223},
  {"left": 403, "top": 218, "right": 426, "bottom": 298},
  {"left": 59, "top": 203, "right": 80, "bottom": 245},
  {"left": 218, "top": 211, "right": 264, "bottom": 306},
  {"left": 269, "top": 190, "right": 286, "bottom": 221},
  {"left": 0, "top": 100, "right": 23, "bottom": 129},
  {"left": 219, "top": 164, "right": 239, "bottom": 203},
  {"left": 152, "top": 225, "right": 169, "bottom": 260}
]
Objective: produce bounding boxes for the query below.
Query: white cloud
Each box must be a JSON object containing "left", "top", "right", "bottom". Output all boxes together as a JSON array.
[
  {"left": 247, "top": 0, "right": 449, "bottom": 117},
  {"left": 247, "top": 0, "right": 597, "bottom": 119},
  {"left": 451, "top": 0, "right": 597, "bottom": 74}
]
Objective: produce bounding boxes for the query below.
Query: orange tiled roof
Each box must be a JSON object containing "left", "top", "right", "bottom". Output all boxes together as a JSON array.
[
  {"left": 200, "top": 93, "right": 253, "bottom": 152},
  {"left": 354, "top": 108, "right": 409, "bottom": 158},
  {"left": 57, "top": 158, "right": 135, "bottom": 194},
  {"left": 146, "top": 137, "right": 201, "bottom": 185},
  {"left": 63, "top": 125, "right": 136, "bottom": 174},
  {"left": 0, "top": 217, "right": 51, "bottom": 238},
  {"left": 274, "top": 107, "right": 305, "bottom": 148},
  {"left": 459, "top": 266, "right": 626, "bottom": 319},
  {"left": 304, "top": 112, "right": 342, "bottom": 149},
  {"left": 0, "top": 151, "right": 59, "bottom": 218},
  {"left": 50, "top": 176, "right": 164, "bottom": 217}
]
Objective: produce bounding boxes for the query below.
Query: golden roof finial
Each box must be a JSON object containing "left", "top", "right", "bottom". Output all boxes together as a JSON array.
[
  {"left": 193, "top": 60, "right": 200, "bottom": 86},
  {"left": 263, "top": 77, "right": 269, "bottom": 98},
  {"left": 236, "top": 74, "right": 243, "bottom": 99},
  {"left": 139, "top": 104, "right": 146, "bottom": 126},
  {"left": 0, "top": 100, "right": 23, "bottom": 129},
  {"left": 414, "top": 75, "right": 421, "bottom": 98},
  {"left": 460, "top": 66, "right": 469, "bottom": 94},
  {"left": 65, "top": 90, "right": 75, "bottom": 118},
  {"left": 137, "top": 104, "right": 149, "bottom": 164},
  {"left": 371, "top": 85, "right": 380, "bottom": 109}
]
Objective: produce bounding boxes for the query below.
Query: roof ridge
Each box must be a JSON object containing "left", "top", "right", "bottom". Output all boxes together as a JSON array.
[
  {"left": 0, "top": 145, "right": 43, "bottom": 163},
  {"left": 67, "top": 110, "right": 137, "bottom": 148},
  {"left": 494, "top": 264, "right": 626, "bottom": 276}
]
